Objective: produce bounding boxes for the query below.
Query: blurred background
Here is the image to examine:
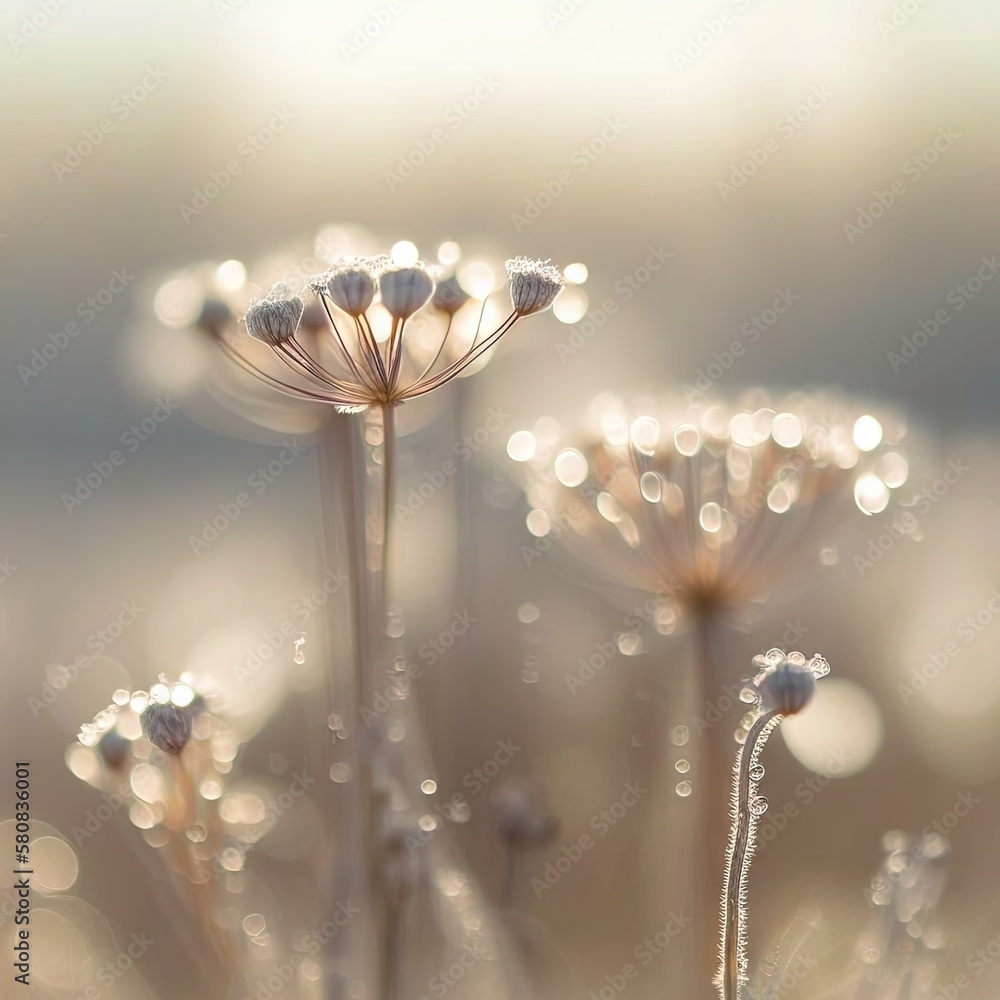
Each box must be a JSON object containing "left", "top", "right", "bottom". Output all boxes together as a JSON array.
[{"left": 2, "top": 0, "right": 1000, "bottom": 996}]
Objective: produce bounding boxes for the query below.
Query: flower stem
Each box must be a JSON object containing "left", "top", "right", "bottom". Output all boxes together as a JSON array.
[{"left": 717, "top": 708, "right": 783, "bottom": 1000}]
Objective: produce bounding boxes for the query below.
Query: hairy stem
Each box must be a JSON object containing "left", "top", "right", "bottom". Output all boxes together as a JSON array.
[{"left": 718, "top": 708, "right": 783, "bottom": 1000}]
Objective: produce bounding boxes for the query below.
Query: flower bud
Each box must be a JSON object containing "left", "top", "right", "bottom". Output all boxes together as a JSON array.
[
  {"left": 506, "top": 257, "right": 564, "bottom": 316},
  {"left": 758, "top": 661, "right": 817, "bottom": 716},
  {"left": 378, "top": 266, "right": 434, "bottom": 320}
]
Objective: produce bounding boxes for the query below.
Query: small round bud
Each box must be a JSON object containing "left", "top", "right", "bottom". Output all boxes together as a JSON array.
[
  {"left": 244, "top": 291, "right": 303, "bottom": 346},
  {"left": 97, "top": 730, "right": 131, "bottom": 770},
  {"left": 431, "top": 274, "right": 470, "bottom": 315},
  {"left": 506, "top": 257, "right": 564, "bottom": 316},
  {"left": 378, "top": 266, "right": 434, "bottom": 320},
  {"left": 757, "top": 661, "right": 817, "bottom": 716},
  {"left": 140, "top": 702, "right": 194, "bottom": 754},
  {"left": 492, "top": 777, "right": 559, "bottom": 849}
]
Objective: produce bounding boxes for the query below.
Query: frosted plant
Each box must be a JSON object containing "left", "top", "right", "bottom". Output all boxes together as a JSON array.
[{"left": 716, "top": 648, "right": 829, "bottom": 1000}]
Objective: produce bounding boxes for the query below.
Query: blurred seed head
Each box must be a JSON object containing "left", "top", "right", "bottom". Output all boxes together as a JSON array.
[
  {"left": 315, "top": 258, "right": 380, "bottom": 317},
  {"left": 492, "top": 777, "right": 560, "bottom": 850},
  {"left": 431, "top": 274, "right": 471, "bottom": 315}
]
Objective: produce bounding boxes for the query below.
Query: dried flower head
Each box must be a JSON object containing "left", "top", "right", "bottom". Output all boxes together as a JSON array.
[
  {"left": 224, "top": 250, "right": 565, "bottom": 409},
  {"left": 244, "top": 285, "right": 304, "bottom": 347},
  {"left": 509, "top": 391, "right": 918, "bottom": 630},
  {"left": 506, "top": 257, "right": 565, "bottom": 316}
]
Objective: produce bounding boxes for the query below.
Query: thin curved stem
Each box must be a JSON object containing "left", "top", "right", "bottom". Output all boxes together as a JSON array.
[{"left": 717, "top": 708, "right": 783, "bottom": 1000}]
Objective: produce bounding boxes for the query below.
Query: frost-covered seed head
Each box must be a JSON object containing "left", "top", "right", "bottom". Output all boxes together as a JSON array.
[
  {"left": 140, "top": 702, "right": 194, "bottom": 754},
  {"left": 378, "top": 266, "right": 434, "bottom": 320},
  {"left": 317, "top": 261, "right": 377, "bottom": 317},
  {"left": 244, "top": 292, "right": 303, "bottom": 346},
  {"left": 506, "top": 257, "right": 564, "bottom": 316},
  {"left": 758, "top": 662, "right": 816, "bottom": 716}
]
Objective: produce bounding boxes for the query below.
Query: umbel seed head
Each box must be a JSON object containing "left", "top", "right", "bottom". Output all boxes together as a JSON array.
[
  {"left": 140, "top": 702, "right": 194, "bottom": 754},
  {"left": 244, "top": 287, "right": 304, "bottom": 346},
  {"left": 378, "top": 265, "right": 434, "bottom": 320},
  {"left": 506, "top": 256, "right": 565, "bottom": 316}
]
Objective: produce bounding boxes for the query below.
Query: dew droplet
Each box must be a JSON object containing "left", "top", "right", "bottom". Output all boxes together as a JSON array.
[
  {"left": 639, "top": 471, "right": 663, "bottom": 503},
  {"left": 112, "top": 688, "right": 130, "bottom": 707},
  {"left": 517, "top": 602, "right": 541, "bottom": 624},
  {"left": 675, "top": 759, "right": 690, "bottom": 774},
  {"left": 674, "top": 423, "right": 701, "bottom": 457},
  {"left": 749, "top": 763, "right": 765, "bottom": 781},
  {"left": 739, "top": 686, "right": 759, "bottom": 704},
  {"left": 809, "top": 654, "right": 831, "bottom": 678},
  {"left": 675, "top": 781, "right": 692, "bottom": 797},
  {"left": 699, "top": 502, "right": 722, "bottom": 533},
  {"left": 670, "top": 725, "right": 689, "bottom": 747},
  {"left": 293, "top": 651, "right": 305, "bottom": 665},
  {"left": 386, "top": 610, "right": 405, "bottom": 638},
  {"left": 749, "top": 796, "right": 768, "bottom": 816},
  {"left": 734, "top": 728, "right": 749, "bottom": 745},
  {"left": 419, "top": 815, "right": 439, "bottom": 832},
  {"left": 819, "top": 546, "right": 838, "bottom": 566},
  {"left": 420, "top": 779, "right": 437, "bottom": 795},
  {"left": 521, "top": 667, "right": 539, "bottom": 684},
  {"left": 330, "top": 763, "right": 352, "bottom": 783}
]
